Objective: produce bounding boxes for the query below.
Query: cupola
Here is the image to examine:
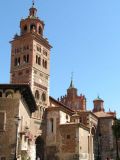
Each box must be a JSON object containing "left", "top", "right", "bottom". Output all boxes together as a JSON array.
[
  {"left": 20, "top": 1, "right": 44, "bottom": 36},
  {"left": 93, "top": 96, "right": 104, "bottom": 112}
]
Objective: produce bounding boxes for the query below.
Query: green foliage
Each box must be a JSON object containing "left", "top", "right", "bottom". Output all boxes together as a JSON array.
[{"left": 112, "top": 118, "right": 120, "bottom": 138}]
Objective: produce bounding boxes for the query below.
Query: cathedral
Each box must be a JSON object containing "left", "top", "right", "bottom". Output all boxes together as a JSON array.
[{"left": 0, "top": 2, "right": 119, "bottom": 160}]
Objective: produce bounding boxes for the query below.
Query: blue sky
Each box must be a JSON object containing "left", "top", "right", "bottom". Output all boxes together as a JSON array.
[{"left": 0, "top": 0, "right": 120, "bottom": 117}]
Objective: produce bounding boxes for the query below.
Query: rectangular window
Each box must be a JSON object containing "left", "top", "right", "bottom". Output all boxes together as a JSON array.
[
  {"left": 50, "top": 118, "right": 54, "bottom": 133},
  {"left": 0, "top": 112, "right": 6, "bottom": 131},
  {"left": 66, "top": 134, "right": 70, "bottom": 139}
]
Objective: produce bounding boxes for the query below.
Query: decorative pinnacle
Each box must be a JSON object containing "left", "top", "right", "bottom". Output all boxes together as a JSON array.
[
  {"left": 32, "top": 0, "right": 35, "bottom": 7},
  {"left": 71, "top": 72, "right": 73, "bottom": 82},
  {"left": 69, "top": 72, "right": 74, "bottom": 88}
]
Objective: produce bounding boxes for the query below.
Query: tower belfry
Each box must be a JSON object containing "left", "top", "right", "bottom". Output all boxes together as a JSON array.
[{"left": 10, "top": 3, "right": 52, "bottom": 119}]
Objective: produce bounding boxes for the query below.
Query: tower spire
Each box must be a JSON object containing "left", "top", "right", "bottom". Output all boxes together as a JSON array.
[
  {"left": 69, "top": 72, "right": 74, "bottom": 88},
  {"left": 29, "top": 0, "right": 37, "bottom": 17},
  {"left": 32, "top": 0, "right": 35, "bottom": 7}
]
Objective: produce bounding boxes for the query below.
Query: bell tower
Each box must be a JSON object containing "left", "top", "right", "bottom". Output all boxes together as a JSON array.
[{"left": 10, "top": 2, "right": 52, "bottom": 119}]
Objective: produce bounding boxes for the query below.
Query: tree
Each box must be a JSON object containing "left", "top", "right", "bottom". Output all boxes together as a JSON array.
[{"left": 112, "top": 118, "right": 120, "bottom": 160}]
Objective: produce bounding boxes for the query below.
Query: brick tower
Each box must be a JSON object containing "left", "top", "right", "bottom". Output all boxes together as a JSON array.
[
  {"left": 10, "top": 3, "right": 52, "bottom": 159},
  {"left": 10, "top": 3, "right": 52, "bottom": 115},
  {"left": 93, "top": 96, "right": 104, "bottom": 112},
  {"left": 59, "top": 79, "right": 86, "bottom": 111}
]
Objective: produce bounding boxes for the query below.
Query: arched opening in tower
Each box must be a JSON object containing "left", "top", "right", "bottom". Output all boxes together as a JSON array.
[
  {"left": 30, "top": 24, "right": 36, "bottom": 32},
  {"left": 35, "top": 136, "right": 44, "bottom": 160}
]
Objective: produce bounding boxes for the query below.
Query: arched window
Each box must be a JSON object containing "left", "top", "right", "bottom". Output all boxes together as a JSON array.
[
  {"left": 39, "top": 26, "right": 42, "bottom": 35},
  {"left": 38, "top": 57, "right": 41, "bottom": 65},
  {"left": 44, "top": 60, "right": 47, "bottom": 69},
  {"left": 5, "top": 91, "right": 13, "bottom": 98},
  {"left": 42, "top": 59, "right": 45, "bottom": 68},
  {"left": 32, "top": 11, "right": 34, "bottom": 16},
  {"left": 30, "top": 23, "right": 36, "bottom": 31},
  {"left": 18, "top": 57, "right": 20, "bottom": 65},
  {"left": 41, "top": 93, "right": 46, "bottom": 102},
  {"left": 36, "top": 55, "right": 38, "bottom": 64},
  {"left": 35, "top": 136, "right": 44, "bottom": 160},
  {"left": 91, "top": 127, "right": 96, "bottom": 136},
  {"left": 35, "top": 90, "right": 39, "bottom": 100},
  {"left": 23, "top": 55, "right": 26, "bottom": 63},
  {"left": 23, "top": 25, "right": 27, "bottom": 32}
]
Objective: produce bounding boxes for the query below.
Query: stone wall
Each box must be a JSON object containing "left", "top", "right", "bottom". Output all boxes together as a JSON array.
[{"left": 0, "top": 98, "right": 19, "bottom": 159}]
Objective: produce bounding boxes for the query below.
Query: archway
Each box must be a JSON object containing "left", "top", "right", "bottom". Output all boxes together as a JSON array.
[{"left": 35, "top": 136, "right": 44, "bottom": 160}]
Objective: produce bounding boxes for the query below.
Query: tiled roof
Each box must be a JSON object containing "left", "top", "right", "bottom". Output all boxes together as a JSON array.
[{"left": 94, "top": 111, "right": 115, "bottom": 118}]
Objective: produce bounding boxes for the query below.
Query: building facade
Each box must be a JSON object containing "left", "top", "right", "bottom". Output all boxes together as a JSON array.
[
  {"left": 0, "top": 84, "right": 36, "bottom": 160},
  {"left": 0, "top": 2, "right": 119, "bottom": 160},
  {"left": 10, "top": 4, "right": 52, "bottom": 159}
]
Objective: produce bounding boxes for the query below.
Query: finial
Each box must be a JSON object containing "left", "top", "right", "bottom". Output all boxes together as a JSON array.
[
  {"left": 69, "top": 72, "right": 74, "bottom": 88},
  {"left": 32, "top": 0, "right": 35, "bottom": 7},
  {"left": 97, "top": 94, "right": 100, "bottom": 99},
  {"left": 71, "top": 72, "right": 74, "bottom": 82}
]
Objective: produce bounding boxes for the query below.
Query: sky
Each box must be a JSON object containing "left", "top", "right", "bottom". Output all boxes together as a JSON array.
[{"left": 0, "top": 0, "right": 120, "bottom": 117}]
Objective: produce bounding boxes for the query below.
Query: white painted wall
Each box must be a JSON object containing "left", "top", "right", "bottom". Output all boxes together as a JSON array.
[
  {"left": 79, "top": 127, "right": 89, "bottom": 160},
  {"left": 60, "top": 111, "right": 70, "bottom": 124}
]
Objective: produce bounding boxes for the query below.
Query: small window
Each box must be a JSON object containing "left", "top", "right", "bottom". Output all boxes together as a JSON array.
[
  {"left": 23, "top": 54, "right": 28, "bottom": 63},
  {"left": 39, "top": 26, "right": 42, "bottom": 35},
  {"left": 43, "top": 50, "right": 47, "bottom": 56},
  {"left": 66, "top": 134, "right": 70, "bottom": 139},
  {"left": 41, "top": 93, "right": 46, "bottom": 102},
  {"left": 38, "top": 57, "right": 41, "bottom": 65},
  {"left": 32, "top": 11, "right": 34, "bottom": 16},
  {"left": 30, "top": 24, "right": 36, "bottom": 31},
  {"left": 37, "top": 46, "right": 39, "bottom": 51},
  {"left": 35, "top": 90, "right": 39, "bottom": 100},
  {"left": 44, "top": 60, "right": 47, "bottom": 69},
  {"left": 0, "top": 112, "right": 6, "bottom": 131},
  {"left": 18, "top": 57, "right": 20, "bottom": 65},
  {"left": 23, "top": 55, "right": 26, "bottom": 63},
  {"left": 50, "top": 118, "right": 54, "bottom": 133},
  {"left": 0, "top": 92, "right": 2, "bottom": 97},
  {"left": 36, "top": 46, "right": 41, "bottom": 52},
  {"left": 23, "top": 25, "right": 27, "bottom": 32},
  {"left": 36, "top": 55, "right": 38, "bottom": 64},
  {"left": 42, "top": 59, "right": 45, "bottom": 68}
]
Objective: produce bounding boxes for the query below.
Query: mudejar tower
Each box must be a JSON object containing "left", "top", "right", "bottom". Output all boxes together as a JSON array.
[
  {"left": 10, "top": 3, "right": 51, "bottom": 115},
  {"left": 10, "top": 3, "right": 52, "bottom": 159}
]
